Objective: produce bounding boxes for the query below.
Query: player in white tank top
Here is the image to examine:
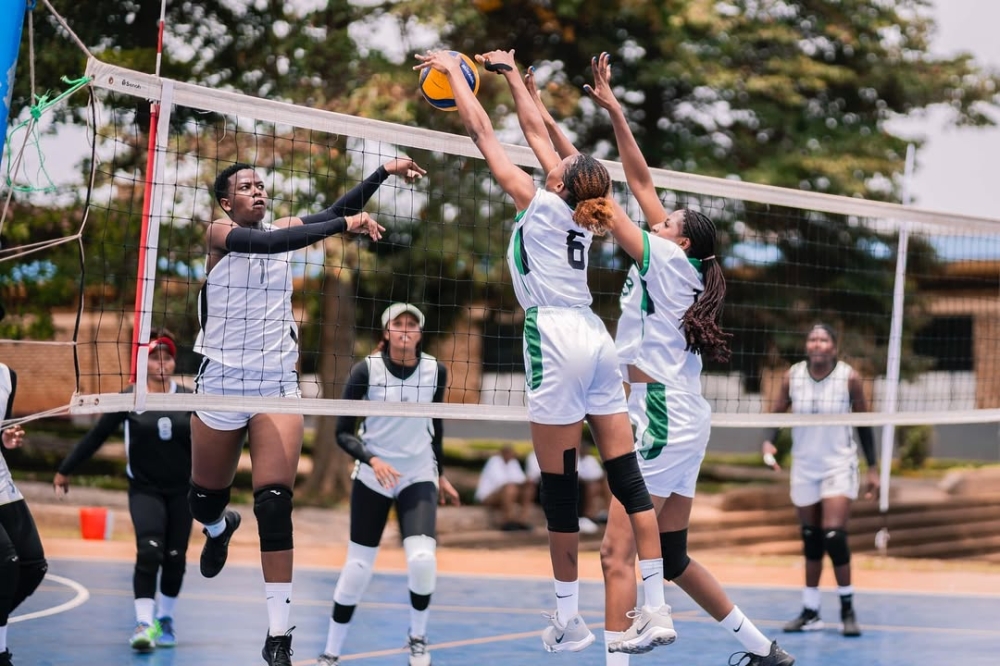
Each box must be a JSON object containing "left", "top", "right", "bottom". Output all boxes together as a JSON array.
[
  {"left": 583, "top": 53, "right": 794, "bottom": 665},
  {"left": 417, "top": 48, "right": 670, "bottom": 654},
  {"left": 0, "top": 361, "right": 49, "bottom": 661},
  {"left": 762, "top": 324, "right": 876, "bottom": 638},
  {"left": 321, "top": 303, "right": 459, "bottom": 665},
  {"left": 187, "top": 157, "right": 422, "bottom": 664}
]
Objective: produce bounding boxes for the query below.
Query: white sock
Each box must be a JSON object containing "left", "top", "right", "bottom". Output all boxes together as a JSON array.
[
  {"left": 157, "top": 593, "right": 178, "bottom": 620},
  {"left": 604, "top": 630, "right": 629, "bottom": 666},
  {"left": 720, "top": 605, "right": 772, "bottom": 656},
  {"left": 324, "top": 618, "right": 350, "bottom": 656},
  {"left": 204, "top": 516, "right": 227, "bottom": 538},
  {"left": 134, "top": 597, "right": 155, "bottom": 626},
  {"left": 0, "top": 625, "right": 8, "bottom": 652},
  {"left": 554, "top": 579, "right": 579, "bottom": 623},
  {"left": 410, "top": 608, "right": 430, "bottom": 638},
  {"left": 838, "top": 585, "right": 854, "bottom": 598},
  {"left": 803, "top": 587, "right": 821, "bottom": 611},
  {"left": 265, "top": 582, "right": 293, "bottom": 636},
  {"left": 638, "top": 559, "right": 666, "bottom": 608}
]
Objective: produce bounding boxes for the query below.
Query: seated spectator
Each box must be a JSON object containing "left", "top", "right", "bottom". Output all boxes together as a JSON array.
[
  {"left": 524, "top": 441, "right": 609, "bottom": 535},
  {"left": 475, "top": 444, "right": 532, "bottom": 531}
]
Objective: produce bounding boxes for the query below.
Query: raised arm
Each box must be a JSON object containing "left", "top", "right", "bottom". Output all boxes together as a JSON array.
[
  {"left": 585, "top": 52, "right": 668, "bottom": 227},
  {"left": 414, "top": 51, "right": 535, "bottom": 210},
  {"left": 208, "top": 211, "right": 384, "bottom": 257},
  {"left": 524, "top": 67, "right": 580, "bottom": 160}
]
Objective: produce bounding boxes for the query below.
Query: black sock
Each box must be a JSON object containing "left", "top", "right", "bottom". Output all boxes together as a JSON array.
[{"left": 840, "top": 593, "right": 854, "bottom": 613}]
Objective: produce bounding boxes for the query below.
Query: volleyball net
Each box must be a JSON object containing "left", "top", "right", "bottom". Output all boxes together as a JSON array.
[{"left": 2, "top": 58, "right": 1000, "bottom": 439}]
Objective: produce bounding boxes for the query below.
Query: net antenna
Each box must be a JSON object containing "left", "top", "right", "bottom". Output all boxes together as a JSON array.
[
  {"left": 875, "top": 143, "right": 917, "bottom": 555},
  {"left": 130, "top": 0, "right": 170, "bottom": 410}
]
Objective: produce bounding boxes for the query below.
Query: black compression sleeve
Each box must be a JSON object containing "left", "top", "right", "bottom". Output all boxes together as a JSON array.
[
  {"left": 335, "top": 361, "right": 373, "bottom": 464},
  {"left": 58, "top": 411, "right": 128, "bottom": 475},
  {"left": 225, "top": 217, "right": 347, "bottom": 254},
  {"left": 765, "top": 427, "right": 781, "bottom": 444},
  {"left": 857, "top": 426, "right": 876, "bottom": 467},
  {"left": 300, "top": 166, "right": 389, "bottom": 224},
  {"left": 431, "top": 363, "right": 448, "bottom": 475}
]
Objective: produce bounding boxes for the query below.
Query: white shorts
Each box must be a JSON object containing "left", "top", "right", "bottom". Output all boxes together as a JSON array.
[
  {"left": 353, "top": 459, "right": 439, "bottom": 500},
  {"left": 629, "top": 383, "right": 711, "bottom": 499},
  {"left": 790, "top": 464, "right": 860, "bottom": 507},
  {"left": 522, "top": 306, "right": 627, "bottom": 425},
  {"left": 194, "top": 359, "right": 301, "bottom": 431}
]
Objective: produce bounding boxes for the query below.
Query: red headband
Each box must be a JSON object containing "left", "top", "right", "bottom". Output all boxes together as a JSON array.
[{"left": 149, "top": 337, "right": 177, "bottom": 357}]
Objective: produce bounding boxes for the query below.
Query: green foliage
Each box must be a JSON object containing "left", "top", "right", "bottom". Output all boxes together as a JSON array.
[{"left": 897, "top": 424, "right": 934, "bottom": 470}]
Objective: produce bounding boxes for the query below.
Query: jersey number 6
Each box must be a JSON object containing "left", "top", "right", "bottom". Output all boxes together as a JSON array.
[{"left": 566, "top": 230, "right": 586, "bottom": 271}]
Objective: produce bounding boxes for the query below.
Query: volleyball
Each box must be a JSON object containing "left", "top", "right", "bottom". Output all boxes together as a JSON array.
[{"left": 419, "top": 51, "right": 480, "bottom": 111}]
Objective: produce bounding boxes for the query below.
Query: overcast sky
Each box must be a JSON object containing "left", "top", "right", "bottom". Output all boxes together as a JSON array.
[{"left": 889, "top": 0, "right": 1000, "bottom": 220}]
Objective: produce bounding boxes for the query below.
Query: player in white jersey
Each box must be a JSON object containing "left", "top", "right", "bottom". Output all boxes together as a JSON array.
[
  {"left": 415, "top": 48, "right": 672, "bottom": 655},
  {"left": 575, "top": 53, "right": 795, "bottom": 666},
  {"left": 188, "top": 157, "right": 422, "bottom": 666},
  {"left": 317, "top": 303, "right": 459, "bottom": 666},
  {"left": 0, "top": 358, "right": 48, "bottom": 666},
  {"left": 762, "top": 324, "right": 877, "bottom": 638}
]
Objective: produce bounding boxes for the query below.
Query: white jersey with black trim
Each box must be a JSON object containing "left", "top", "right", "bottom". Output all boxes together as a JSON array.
[
  {"left": 506, "top": 189, "right": 593, "bottom": 310},
  {"left": 359, "top": 352, "right": 439, "bottom": 473},
  {"left": 194, "top": 224, "right": 298, "bottom": 375},
  {"left": 788, "top": 360, "right": 857, "bottom": 476},
  {"left": 617, "top": 231, "right": 704, "bottom": 394},
  {"left": 0, "top": 364, "right": 23, "bottom": 506}
]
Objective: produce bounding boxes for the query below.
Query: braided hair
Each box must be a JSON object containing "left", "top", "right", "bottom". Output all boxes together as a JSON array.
[
  {"left": 680, "top": 209, "right": 732, "bottom": 363},
  {"left": 563, "top": 154, "right": 614, "bottom": 236}
]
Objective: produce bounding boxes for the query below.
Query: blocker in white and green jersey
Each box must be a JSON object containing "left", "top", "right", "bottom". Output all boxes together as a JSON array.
[
  {"left": 615, "top": 263, "right": 643, "bottom": 375},
  {"left": 623, "top": 231, "right": 705, "bottom": 395},
  {"left": 194, "top": 223, "right": 298, "bottom": 377},
  {"left": 358, "top": 352, "right": 440, "bottom": 478},
  {"left": 505, "top": 189, "right": 593, "bottom": 310},
  {"left": 787, "top": 360, "right": 858, "bottom": 480}
]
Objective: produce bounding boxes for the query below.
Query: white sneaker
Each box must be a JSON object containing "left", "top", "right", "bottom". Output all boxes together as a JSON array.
[
  {"left": 316, "top": 654, "right": 339, "bottom": 666},
  {"left": 540, "top": 612, "right": 596, "bottom": 653},
  {"left": 608, "top": 604, "right": 677, "bottom": 654},
  {"left": 579, "top": 517, "right": 599, "bottom": 534},
  {"left": 407, "top": 634, "right": 431, "bottom": 666}
]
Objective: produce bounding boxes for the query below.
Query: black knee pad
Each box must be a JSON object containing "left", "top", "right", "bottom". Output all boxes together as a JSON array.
[
  {"left": 189, "top": 483, "right": 231, "bottom": 524},
  {"left": 12, "top": 558, "right": 48, "bottom": 609},
  {"left": 604, "top": 453, "right": 653, "bottom": 515},
  {"left": 802, "top": 525, "right": 825, "bottom": 561},
  {"left": 135, "top": 535, "right": 165, "bottom": 575},
  {"left": 659, "top": 529, "right": 691, "bottom": 581},
  {"left": 540, "top": 471, "right": 579, "bottom": 533},
  {"left": 824, "top": 527, "right": 851, "bottom": 567},
  {"left": 253, "top": 484, "right": 294, "bottom": 552}
]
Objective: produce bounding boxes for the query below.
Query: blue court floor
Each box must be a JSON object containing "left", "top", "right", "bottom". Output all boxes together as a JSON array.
[{"left": 10, "top": 557, "right": 997, "bottom": 665}]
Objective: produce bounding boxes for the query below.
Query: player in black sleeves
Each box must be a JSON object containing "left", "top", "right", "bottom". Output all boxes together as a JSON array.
[
  {"left": 0, "top": 357, "right": 48, "bottom": 666},
  {"left": 316, "top": 303, "right": 459, "bottom": 666},
  {"left": 54, "top": 334, "right": 192, "bottom": 652}
]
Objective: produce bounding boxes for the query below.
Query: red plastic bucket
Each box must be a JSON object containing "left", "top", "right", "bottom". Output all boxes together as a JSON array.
[{"left": 79, "top": 507, "right": 113, "bottom": 540}]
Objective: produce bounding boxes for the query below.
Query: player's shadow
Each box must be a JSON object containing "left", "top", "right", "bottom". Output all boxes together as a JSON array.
[{"left": 130, "top": 650, "right": 176, "bottom": 666}]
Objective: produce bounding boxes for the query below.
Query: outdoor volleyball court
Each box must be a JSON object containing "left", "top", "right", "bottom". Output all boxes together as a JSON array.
[{"left": 11, "top": 557, "right": 998, "bottom": 666}]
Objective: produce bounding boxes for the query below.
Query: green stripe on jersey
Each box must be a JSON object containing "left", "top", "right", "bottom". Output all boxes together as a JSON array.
[
  {"left": 639, "top": 383, "right": 669, "bottom": 460},
  {"left": 524, "top": 307, "right": 543, "bottom": 390},
  {"left": 638, "top": 231, "right": 651, "bottom": 276},
  {"left": 513, "top": 227, "right": 529, "bottom": 275}
]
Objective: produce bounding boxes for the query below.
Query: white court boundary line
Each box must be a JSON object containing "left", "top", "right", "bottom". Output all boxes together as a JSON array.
[{"left": 9, "top": 573, "right": 90, "bottom": 623}]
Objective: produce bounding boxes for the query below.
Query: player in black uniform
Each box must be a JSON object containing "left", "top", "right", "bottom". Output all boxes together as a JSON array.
[{"left": 54, "top": 333, "right": 192, "bottom": 652}]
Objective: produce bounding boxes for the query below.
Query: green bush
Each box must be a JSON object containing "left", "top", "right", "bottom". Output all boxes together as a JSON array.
[{"left": 897, "top": 425, "right": 934, "bottom": 470}]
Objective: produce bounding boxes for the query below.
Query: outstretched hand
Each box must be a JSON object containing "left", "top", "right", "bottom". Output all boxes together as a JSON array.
[
  {"left": 583, "top": 52, "right": 619, "bottom": 111},
  {"left": 523, "top": 65, "right": 545, "bottom": 107},
  {"left": 345, "top": 211, "right": 384, "bottom": 241},
  {"left": 413, "top": 50, "right": 462, "bottom": 76},
  {"left": 476, "top": 49, "right": 517, "bottom": 75},
  {"left": 383, "top": 157, "right": 426, "bottom": 184}
]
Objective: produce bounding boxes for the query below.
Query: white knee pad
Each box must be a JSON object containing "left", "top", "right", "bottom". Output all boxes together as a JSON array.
[
  {"left": 333, "top": 541, "right": 378, "bottom": 606},
  {"left": 403, "top": 534, "right": 437, "bottom": 596}
]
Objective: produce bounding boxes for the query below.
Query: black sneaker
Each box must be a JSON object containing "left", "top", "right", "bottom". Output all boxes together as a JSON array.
[
  {"left": 200, "top": 510, "right": 241, "bottom": 578},
  {"left": 841, "top": 608, "right": 862, "bottom": 637},
  {"left": 262, "top": 629, "right": 294, "bottom": 666},
  {"left": 729, "top": 641, "right": 796, "bottom": 666},
  {"left": 783, "top": 607, "right": 823, "bottom": 632},
  {"left": 0, "top": 649, "right": 12, "bottom": 666}
]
